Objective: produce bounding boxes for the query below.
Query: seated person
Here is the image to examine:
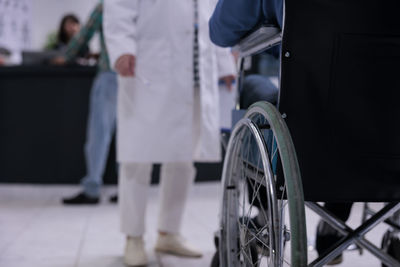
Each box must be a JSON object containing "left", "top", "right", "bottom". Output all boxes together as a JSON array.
[
  {"left": 210, "top": 1, "right": 351, "bottom": 264},
  {"left": 58, "top": 2, "right": 118, "bottom": 205},
  {"left": 209, "top": 0, "right": 283, "bottom": 47},
  {"left": 49, "top": 14, "right": 89, "bottom": 59},
  {"left": 241, "top": 48, "right": 280, "bottom": 109},
  {"left": 209, "top": 0, "right": 282, "bottom": 109}
]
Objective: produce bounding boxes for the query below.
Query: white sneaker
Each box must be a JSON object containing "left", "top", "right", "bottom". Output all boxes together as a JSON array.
[
  {"left": 154, "top": 233, "right": 203, "bottom": 258},
  {"left": 124, "top": 236, "right": 148, "bottom": 266}
]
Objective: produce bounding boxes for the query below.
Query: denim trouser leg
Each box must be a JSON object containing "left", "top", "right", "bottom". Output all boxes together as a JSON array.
[
  {"left": 81, "top": 71, "right": 118, "bottom": 197},
  {"left": 241, "top": 74, "right": 279, "bottom": 109},
  {"left": 241, "top": 75, "right": 279, "bottom": 210}
]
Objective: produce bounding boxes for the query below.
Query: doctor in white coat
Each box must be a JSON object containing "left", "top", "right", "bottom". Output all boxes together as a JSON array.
[{"left": 104, "top": 0, "right": 235, "bottom": 265}]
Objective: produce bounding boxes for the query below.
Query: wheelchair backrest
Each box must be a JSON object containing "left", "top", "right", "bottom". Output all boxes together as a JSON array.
[{"left": 279, "top": 0, "right": 400, "bottom": 201}]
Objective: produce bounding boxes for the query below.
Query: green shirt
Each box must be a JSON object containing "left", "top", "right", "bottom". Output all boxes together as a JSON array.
[{"left": 64, "top": 3, "right": 111, "bottom": 72}]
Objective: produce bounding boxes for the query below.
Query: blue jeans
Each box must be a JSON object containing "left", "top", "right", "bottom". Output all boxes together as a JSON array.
[
  {"left": 81, "top": 71, "right": 118, "bottom": 197},
  {"left": 257, "top": 52, "right": 280, "bottom": 77},
  {"left": 240, "top": 74, "right": 280, "bottom": 177},
  {"left": 241, "top": 74, "right": 279, "bottom": 109}
]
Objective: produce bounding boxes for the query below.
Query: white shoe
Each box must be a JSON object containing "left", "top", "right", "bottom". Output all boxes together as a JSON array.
[
  {"left": 154, "top": 233, "right": 203, "bottom": 258},
  {"left": 124, "top": 236, "right": 148, "bottom": 266}
]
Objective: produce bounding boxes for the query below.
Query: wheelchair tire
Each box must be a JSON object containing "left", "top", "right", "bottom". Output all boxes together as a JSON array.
[
  {"left": 381, "top": 230, "right": 400, "bottom": 267},
  {"left": 219, "top": 101, "right": 307, "bottom": 267}
]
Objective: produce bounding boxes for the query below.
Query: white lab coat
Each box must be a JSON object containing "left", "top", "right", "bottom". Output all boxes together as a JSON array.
[{"left": 104, "top": 0, "right": 236, "bottom": 163}]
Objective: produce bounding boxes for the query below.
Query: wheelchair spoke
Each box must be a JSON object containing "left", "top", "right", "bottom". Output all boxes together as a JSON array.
[
  {"left": 282, "top": 257, "right": 292, "bottom": 266},
  {"left": 239, "top": 246, "right": 255, "bottom": 267},
  {"left": 243, "top": 135, "right": 264, "bottom": 227},
  {"left": 280, "top": 183, "right": 287, "bottom": 203},
  {"left": 242, "top": 224, "right": 269, "bottom": 247},
  {"left": 241, "top": 131, "right": 254, "bottom": 238},
  {"left": 221, "top": 107, "right": 307, "bottom": 267},
  {"left": 255, "top": 186, "right": 270, "bottom": 232},
  {"left": 245, "top": 178, "right": 264, "bottom": 228},
  {"left": 248, "top": 232, "right": 270, "bottom": 251}
]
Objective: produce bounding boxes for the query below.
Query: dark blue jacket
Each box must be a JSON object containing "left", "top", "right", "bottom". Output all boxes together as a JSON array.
[{"left": 209, "top": 0, "right": 283, "bottom": 47}]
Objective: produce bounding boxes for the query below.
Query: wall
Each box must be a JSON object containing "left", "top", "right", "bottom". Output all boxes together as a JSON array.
[{"left": 0, "top": 0, "right": 32, "bottom": 63}]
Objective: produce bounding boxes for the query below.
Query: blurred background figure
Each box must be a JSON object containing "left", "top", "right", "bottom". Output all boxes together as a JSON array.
[
  {"left": 47, "top": 14, "right": 84, "bottom": 54},
  {"left": 0, "top": 0, "right": 32, "bottom": 65},
  {"left": 0, "top": 0, "right": 120, "bottom": 189},
  {"left": 52, "top": 1, "right": 119, "bottom": 205}
]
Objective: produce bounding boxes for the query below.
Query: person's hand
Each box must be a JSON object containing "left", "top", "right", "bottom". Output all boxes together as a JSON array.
[
  {"left": 115, "top": 54, "right": 136, "bottom": 77},
  {"left": 219, "top": 75, "right": 236, "bottom": 91},
  {"left": 88, "top": 53, "right": 100, "bottom": 60},
  {"left": 51, "top": 56, "right": 66, "bottom": 65},
  {"left": 232, "top": 50, "right": 240, "bottom": 64},
  {"left": 0, "top": 56, "right": 5, "bottom": 66}
]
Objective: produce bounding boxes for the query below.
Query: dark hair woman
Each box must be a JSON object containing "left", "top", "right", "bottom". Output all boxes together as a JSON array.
[
  {"left": 53, "top": 14, "right": 89, "bottom": 57},
  {"left": 58, "top": 14, "right": 80, "bottom": 45}
]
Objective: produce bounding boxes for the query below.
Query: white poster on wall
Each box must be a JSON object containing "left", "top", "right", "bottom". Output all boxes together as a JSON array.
[{"left": 0, "top": 0, "right": 32, "bottom": 52}]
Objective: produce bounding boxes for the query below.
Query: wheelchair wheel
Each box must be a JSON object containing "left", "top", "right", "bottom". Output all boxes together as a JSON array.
[
  {"left": 381, "top": 230, "right": 400, "bottom": 267},
  {"left": 219, "top": 101, "right": 307, "bottom": 267}
]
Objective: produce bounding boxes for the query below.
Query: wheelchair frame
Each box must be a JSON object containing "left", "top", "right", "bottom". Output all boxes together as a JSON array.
[{"left": 216, "top": 25, "right": 400, "bottom": 267}]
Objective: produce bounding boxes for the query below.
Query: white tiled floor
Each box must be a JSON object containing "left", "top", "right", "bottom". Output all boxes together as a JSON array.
[{"left": 0, "top": 183, "right": 395, "bottom": 267}]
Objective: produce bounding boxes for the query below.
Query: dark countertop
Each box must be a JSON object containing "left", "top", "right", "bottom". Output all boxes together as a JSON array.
[
  {"left": 0, "top": 65, "right": 97, "bottom": 76},
  {"left": 0, "top": 65, "right": 222, "bottom": 184}
]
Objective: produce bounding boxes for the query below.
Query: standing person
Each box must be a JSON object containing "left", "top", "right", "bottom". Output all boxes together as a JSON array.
[
  {"left": 103, "top": 0, "right": 236, "bottom": 265},
  {"left": 60, "top": 1, "right": 118, "bottom": 205}
]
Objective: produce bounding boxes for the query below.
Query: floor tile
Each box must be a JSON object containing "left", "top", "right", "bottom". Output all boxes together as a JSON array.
[{"left": 0, "top": 183, "right": 397, "bottom": 267}]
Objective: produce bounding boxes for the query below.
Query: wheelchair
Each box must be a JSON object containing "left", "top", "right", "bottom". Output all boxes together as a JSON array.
[{"left": 212, "top": 0, "right": 400, "bottom": 266}]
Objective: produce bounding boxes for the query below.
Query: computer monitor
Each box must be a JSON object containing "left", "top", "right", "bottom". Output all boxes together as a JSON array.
[{"left": 22, "top": 50, "right": 62, "bottom": 65}]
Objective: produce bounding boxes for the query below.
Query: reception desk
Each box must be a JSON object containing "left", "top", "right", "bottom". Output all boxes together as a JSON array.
[{"left": 0, "top": 66, "right": 221, "bottom": 184}]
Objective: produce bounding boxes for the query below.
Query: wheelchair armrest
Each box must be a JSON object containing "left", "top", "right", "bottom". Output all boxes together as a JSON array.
[{"left": 234, "top": 26, "right": 282, "bottom": 58}]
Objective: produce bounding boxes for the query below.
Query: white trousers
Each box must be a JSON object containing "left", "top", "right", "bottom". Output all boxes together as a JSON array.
[{"left": 119, "top": 162, "right": 196, "bottom": 237}]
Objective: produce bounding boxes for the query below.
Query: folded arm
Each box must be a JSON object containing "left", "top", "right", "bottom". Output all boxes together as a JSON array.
[{"left": 209, "top": 0, "right": 264, "bottom": 47}]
